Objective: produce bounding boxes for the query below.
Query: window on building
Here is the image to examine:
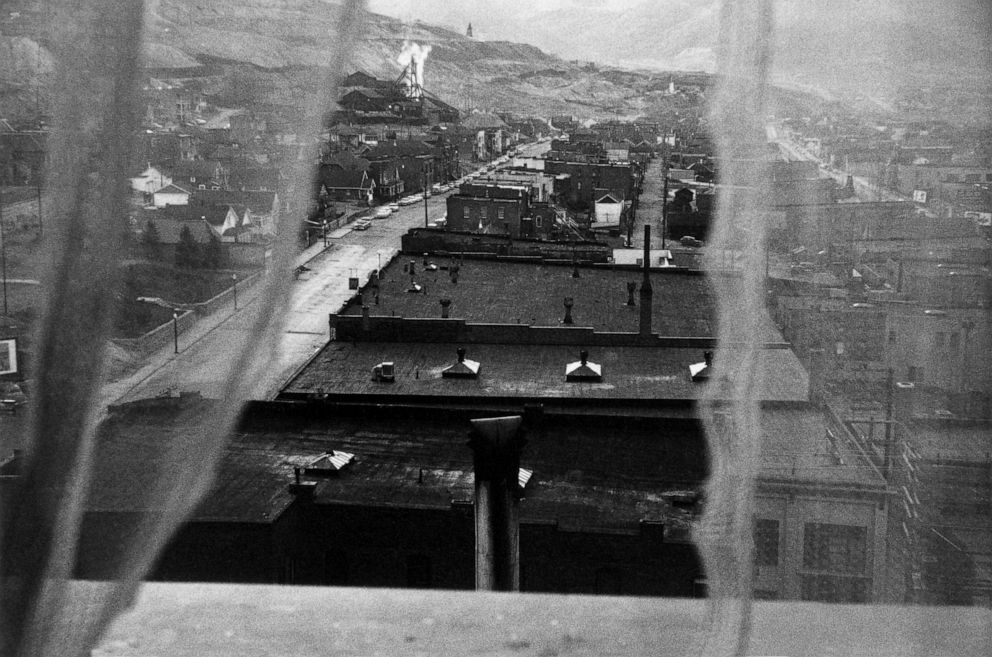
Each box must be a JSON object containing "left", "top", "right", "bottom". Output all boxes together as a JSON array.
[
  {"left": 463, "top": 206, "right": 470, "bottom": 219},
  {"left": 497, "top": 206, "right": 505, "bottom": 220},
  {"left": 535, "top": 216, "right": 543, "bottom": 228},
  {"left": 754, "top": 518, "right": 780, "bottom": 567},
  {"left": 801, "top": 523, "right": 870, "bottom": 603},
  {"left": 888, "top": 330, "right": 897, "bottom": 344},
  {"left": 935, "top": 332, "right": 947, "bottom": 348},
  {"left": 949, "top": 331, "right": 960, "bottom": 351},
  {"left": 803, "top": 523, "right": 867, "bottom": 574}
]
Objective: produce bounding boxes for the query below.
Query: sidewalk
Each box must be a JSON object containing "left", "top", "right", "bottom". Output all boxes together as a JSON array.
[{"left": 99, "top": 240, "right": 338, "bottom": 408}]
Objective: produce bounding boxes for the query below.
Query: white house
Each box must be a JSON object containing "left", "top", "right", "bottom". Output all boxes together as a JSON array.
[
  {"left": 593, "top": 192, "right": 624, "bottom": 226},
  {"left": 130, "top": 165, "right": 172, "bottom": 195},
  {"left": 152, "top": 183, "right": 191, "bottom": 208}
]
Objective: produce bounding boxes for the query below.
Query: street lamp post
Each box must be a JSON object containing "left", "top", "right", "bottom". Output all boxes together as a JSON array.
[
  {"left": 322, "top": 220, "right": 328, "bottom": 248},
  {"left": 172, "top": 311, "right": 179, "bottom": 354},
  {"left": 232, "top": 273, "right": 238, "bottom": 310},
  {"left": 377, "top": 250, "right": 382, "bottom": 276}
]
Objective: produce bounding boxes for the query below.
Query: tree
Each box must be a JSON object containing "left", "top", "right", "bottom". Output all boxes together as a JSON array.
[
  {"left": 142, "top": 220, "right": 161, "bottom": 260},
  {"left": 175, "top": 225, "right": 200, "bottom": 269},
  {"left": 202, "top": 232, "right": 223, "bottom": 269}
]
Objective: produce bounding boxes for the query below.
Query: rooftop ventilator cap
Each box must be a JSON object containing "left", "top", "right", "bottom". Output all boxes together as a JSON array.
[
  {"left": 442, "top": 347, "right": 481, "bottom": 378},
  {"left": 565, "top": 350, "right": 602, "bottom": 382}
]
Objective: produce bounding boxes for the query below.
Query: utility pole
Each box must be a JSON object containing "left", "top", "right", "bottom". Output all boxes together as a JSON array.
[
  {"left": 36, "top": 179, "right": 43, "bottom": 237},
  {"left": 172, "top": 312, "right": 179, "bottom": 354},
  {"left": 660, "top": 159, "right": 669, "bottom": 249}
]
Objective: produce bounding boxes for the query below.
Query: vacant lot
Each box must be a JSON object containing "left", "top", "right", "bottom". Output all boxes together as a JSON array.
[{"left": 116, "top": 262, "right": 242, "bottom": 338}]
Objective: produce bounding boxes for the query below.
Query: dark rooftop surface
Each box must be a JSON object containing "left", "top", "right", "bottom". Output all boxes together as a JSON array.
[
  {"left": 87, "top": 400, "right": 710, "bottom": 530},
  {"left": 85, "top": 395, "right": 882, "bottom": 529},
  {"left": 281, "top": 342, "right": 809, "bottom": 403},
  {"left": 343, "top": 258, "right": 782, "bottom": 340}
]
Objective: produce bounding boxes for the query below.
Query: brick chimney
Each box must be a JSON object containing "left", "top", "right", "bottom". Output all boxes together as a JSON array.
[
  {"left": 626, "top": 281, "right": 637, "bottom": 306},
  {"left": 639, "top": 225, "right": 653, "bottom": 336},
  {"left": 440, "top": 298, "right": 452, "bottom": 318},
  {"left": 563, "top": 296, "right": 574, "bottom": 325}
]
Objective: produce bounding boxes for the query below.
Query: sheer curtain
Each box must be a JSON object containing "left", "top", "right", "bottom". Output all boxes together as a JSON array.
[{"left": 0, "top": 2, "right": 365, "bottom": 655}]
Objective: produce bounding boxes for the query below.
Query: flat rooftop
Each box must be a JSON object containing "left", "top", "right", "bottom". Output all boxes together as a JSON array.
[
  {"left": 343, "top": 258, "right": 783, "bottom": 340},
  {"left": 87, "top": 399, "right": 709, "bottom": 530},
  {"left": 86, "top": 395, "right": 883, "bottom": 532},
  {"left": 280, "top": 342, "right": 809, "bottom": 404}
]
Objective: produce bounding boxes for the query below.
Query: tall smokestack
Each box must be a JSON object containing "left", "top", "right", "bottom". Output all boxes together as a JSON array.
[{"left": 639, "top": 225, "right": 653, "bottom": 336}]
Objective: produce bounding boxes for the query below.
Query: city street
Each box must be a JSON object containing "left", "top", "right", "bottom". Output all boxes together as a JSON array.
[
  {"left": 769, "top": 125, "right": 909, "bottom": 203},
  {"left": 98, "top": 150, "right": 542, "bottom": 406}
]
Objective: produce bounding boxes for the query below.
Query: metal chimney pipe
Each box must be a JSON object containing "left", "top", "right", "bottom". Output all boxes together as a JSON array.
[
  {"left": 639, "top": 225, "right": 653, "bottom": 336},
  {"left": 468, "top": 416, "right": 526, "bottom": 591}
]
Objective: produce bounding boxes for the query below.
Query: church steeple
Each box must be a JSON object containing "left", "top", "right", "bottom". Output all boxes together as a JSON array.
[{"left": 467, "top": 22, "right": 473, "bottom": 38}]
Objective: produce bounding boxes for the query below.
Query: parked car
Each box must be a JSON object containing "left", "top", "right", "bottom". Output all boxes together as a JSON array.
[
  {"left": 388, "top": 203, "right": 400, "bottom": 212},
  {"left": 352, "top": 219, "right": 372, "bottom": 231},
  {"left": 373, "top": 207, "right": 392, "bottom": 219}
]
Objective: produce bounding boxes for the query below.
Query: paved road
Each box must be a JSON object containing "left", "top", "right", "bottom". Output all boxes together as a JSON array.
[
  {"left": 98, "top": 143, "right": 553, "bottom": 406},
  {"left": 770, "top": 129, "right": 909, "bottom": 203}
]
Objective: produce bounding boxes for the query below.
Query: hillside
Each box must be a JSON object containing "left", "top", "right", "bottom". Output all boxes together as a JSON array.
[{"left": 137, "top": 0, "right": 673, "bottom": 119}]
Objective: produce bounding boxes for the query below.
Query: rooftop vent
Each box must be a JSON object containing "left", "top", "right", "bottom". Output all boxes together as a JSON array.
[
  {"left": 518, "top": 468, "right": 533, "bottom": 489},
  {"left": 689, "top": 350, "right": 713, "bottom": 382},
  {"left": 442, "top": 347, "right": 480, "bottom": 378},
  {"left": 287, "top": 467, "right": 317, "bottom": 498},
  {"left": 565, "top": 350, "right": 602, "bottom": 382},
  {"left": 372, "top": 361, "right": 396, "bottom": 382},
  {"left": 305, "top": 451, "right": 356, "bottom": 476}
]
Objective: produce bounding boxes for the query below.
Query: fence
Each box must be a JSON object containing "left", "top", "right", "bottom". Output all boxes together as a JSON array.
[{"left": 111, "top": 272, "right": 263, "bottom": 356}]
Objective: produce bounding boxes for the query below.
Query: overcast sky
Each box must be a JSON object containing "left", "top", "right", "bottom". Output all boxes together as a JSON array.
[{"left": 365, "top": 0, "right": 649, "bottom": 42}]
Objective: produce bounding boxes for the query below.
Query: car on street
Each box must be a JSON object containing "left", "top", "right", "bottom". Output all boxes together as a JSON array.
[
  {"left": 398, "top": 195, "right": 419, "bottom": 206},
  {"left": 388, "top": 203, "right": 400, "bottom": 212},
  {"left": 373, "top": 207, "right": 392, "bottom": 219},
  {"left": 352, "top": 219, "right": 372, "bottom": 230}
]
